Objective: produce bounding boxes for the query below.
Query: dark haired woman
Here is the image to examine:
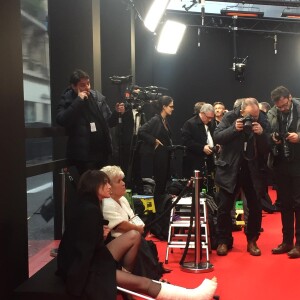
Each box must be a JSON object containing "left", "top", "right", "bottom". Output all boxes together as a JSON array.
[
  {"left": 56, "top": 170, "right": 217, "bottom": 300},
  {"left": 138, "top": 96, "right": 175, "bottom": 212}
]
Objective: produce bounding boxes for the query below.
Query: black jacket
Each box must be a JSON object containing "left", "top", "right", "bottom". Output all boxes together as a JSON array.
[
  {"left": 56, "top": 88, "right": 118, "bottom": 161},
  {"left": 181, "top": 114, "right": 215, "bottom": 177},
  {"left": 267, "top": 98, "right": 300, "bottom": 171},
  {"left": 56, "top": 194, "right": 116, "bottom": 299},
  {"left": 137, "top": 114, "right": 173, "bottom": 179},
  {"left": 138, "top": 114, "right": 172, "bottom": 155},
  {"left": 214, "top": 106, "right": 271, "bottom": 194}
]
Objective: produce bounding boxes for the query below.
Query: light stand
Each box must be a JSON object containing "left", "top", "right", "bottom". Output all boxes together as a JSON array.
[
  {"left": 231, "top": 16, "right": 248, "bottom": 82},
  {"left": 109, "top": 75, "right": 133, "bottom": 170},
  {"left": 126, "top": 105, "right": 147, "bottom": 190}
]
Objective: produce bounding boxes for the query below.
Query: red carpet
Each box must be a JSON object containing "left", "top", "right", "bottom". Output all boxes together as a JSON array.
[
  {"left": 150, "top": 188, "right": 300, "bottom": 300},
  {"left": 30, "top": 188, "right": 300, "bottom": 299}
]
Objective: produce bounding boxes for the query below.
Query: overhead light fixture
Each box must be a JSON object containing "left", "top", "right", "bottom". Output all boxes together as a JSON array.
[
  {"left": 157, "top": 20, "right": 186, "bottom": 54},
  {"left": 281, "top": 8, "right": 300, "bottom": 19},
  {"left": 232, "top": 56, "right": 248, "bottom": 82},
  {"left": 221, "top": 6, "right": 264, "bottom": 18},
  {"left": 144, "top": 0, "right": 170, "bottom": 32}
]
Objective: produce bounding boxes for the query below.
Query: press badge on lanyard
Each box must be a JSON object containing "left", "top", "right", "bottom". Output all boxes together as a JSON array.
[{"left": 90, "top": 122, "right": 97, "bottom": 132}]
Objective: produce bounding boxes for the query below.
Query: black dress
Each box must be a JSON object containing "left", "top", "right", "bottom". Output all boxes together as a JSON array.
[{"left": 56, "top": 194, "right": 117, "bottom": 300}]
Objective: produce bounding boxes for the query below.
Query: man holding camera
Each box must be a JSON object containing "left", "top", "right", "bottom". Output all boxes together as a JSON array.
[
  {"left": 181, "top": 103, "right": 217, "bottom": 193},
  {"left": 214, "top": 98, "right": 270, "bottom": 256},
  {"left": 268, "top": 86, "right": 300, "bottom": 258}
]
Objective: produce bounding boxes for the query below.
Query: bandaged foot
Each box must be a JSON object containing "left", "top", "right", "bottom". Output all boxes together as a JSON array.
[{"left": 156, "top": 277, "right": 217, "bottom": 300}]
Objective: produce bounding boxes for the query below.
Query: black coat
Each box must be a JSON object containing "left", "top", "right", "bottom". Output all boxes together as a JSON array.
[
  {"left": 56, "top": 88, "right": 118, "bottom": 161},
  {"left": 56, "top": 194, "right": 117, "bottom": 300},
  {"left": 138, "top": 114, "right": 172, "bottom": 189},
  {"left": 267, "top": 98, "right": 300, "bottom": 172},
  {"left": 181, "top": 114, "right": 215, "bottom": 177},
  {"left": 138, "top": 114, "right": 172, "bottom": 155},
  {"left": 213, "top": 107, "right": 271, "bottom": 194}
]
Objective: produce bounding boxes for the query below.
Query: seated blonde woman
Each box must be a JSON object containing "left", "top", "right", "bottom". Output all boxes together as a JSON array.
[
  {"left": 101, "top": 165, "right": 169, "bottom": 280},
  {"left": 100, "top": 165, "right": 144, "bottom": 238}
]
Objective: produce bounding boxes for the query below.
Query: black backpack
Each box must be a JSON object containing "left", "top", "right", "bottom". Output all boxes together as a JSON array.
[{"left": 132, "top": 238, "right": 164, "bottom": 280}]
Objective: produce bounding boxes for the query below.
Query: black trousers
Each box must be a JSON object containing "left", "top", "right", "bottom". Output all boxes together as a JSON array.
[
  {"left": 70, "top": 156, "right": 109, "bottom": 176},
  {"left": 274, "top": 162, "right": 300, "bottom": 245},
  {"left": 216, "top": 163, "right": 262, "bottom": 246}
]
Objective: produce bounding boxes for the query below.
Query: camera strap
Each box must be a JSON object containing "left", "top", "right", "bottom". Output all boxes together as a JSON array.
[
  {"left": 242, "top": 133, "right": 257, "bottom": 161},
  {"left": 280, "top": 102, "right": 293, "bottom": 132}
]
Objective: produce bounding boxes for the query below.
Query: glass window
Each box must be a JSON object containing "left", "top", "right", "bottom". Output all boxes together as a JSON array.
[
  {"left": 26, "top": 137, "right": 53, "bottom": 166},
  {"left": 21, "top": 1, "right": 56, "bottom": 275},
  {"left": 21, "top": 0, "right": 50, "bottom": 127},
  {"left": 27, "top": 172, "right": 54, "bottom": 256}
]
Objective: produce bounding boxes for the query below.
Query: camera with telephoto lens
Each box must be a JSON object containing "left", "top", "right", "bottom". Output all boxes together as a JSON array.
[
  {"left": 240, "top": 114, "right": 254, "bottom": 135},
  {"left": 273, "top": 132, "right": 290, "bottom": 158}
]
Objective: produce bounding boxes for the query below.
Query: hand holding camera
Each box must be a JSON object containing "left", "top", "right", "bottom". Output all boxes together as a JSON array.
[
  {"left": 235, "top": 118, "right": 244, "bottom": 132},
  {"left": 236, "top": 115, "right": 262, "bottom": 135},
  {"left": 251, "top": 122, "right": 263, "bottom": 135},
  {"left": 285, "top": 132, "right": 300, "bottom": 143},
  {"left": 272, "top": 132, "right": 291, "bottom": 158},
  {"left": 272, "top": 132, "right": 283, "bottom": 144},
  {"left": 203, "top": 145, "right": 213, "bottom": 155}
]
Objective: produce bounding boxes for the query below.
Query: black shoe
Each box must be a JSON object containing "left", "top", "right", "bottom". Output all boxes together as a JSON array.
[
  {"left": 247, "top": 241, "right": 261, "bottom": 256},
  {"left": 272, "top": 243, "right": 293, "bottom": 254},
  {"left": 50, "top": 248, "right": 58, "bottom": 257},
  {"left": 217, "top": 244, "right": 228, "bottom": 256},
  {"left": 288, "top": 246, "right": 300, "bottom": 258}
]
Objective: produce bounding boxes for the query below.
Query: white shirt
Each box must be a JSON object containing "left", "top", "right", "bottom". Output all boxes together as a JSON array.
[
  {"left": 102, "top": 196, "right": 137, "bottom": 237},
  {"left": 205, "top": 124, "right": 214, "bottom": 148}
]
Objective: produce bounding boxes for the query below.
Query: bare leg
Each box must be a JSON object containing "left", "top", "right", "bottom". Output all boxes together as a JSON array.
[
  {"left": 116, "top": 270, "right": 161, "bottom": 298},
  {"left": 106, "top": 230, "right": 141, "bottom": 272}
]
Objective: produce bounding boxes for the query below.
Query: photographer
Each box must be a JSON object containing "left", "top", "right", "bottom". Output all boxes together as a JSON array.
[
  {"left": 268, "top": 86, "right": 300, "bottom": 258},
  {"left": 214, "top": 98, "right": 271, "bottom": 256},
  {"left": 181, "top": 103, "right": 217, "bottom": 194},
  {"left": 56, "top": 69, "right": 125, "bottom": 175}
]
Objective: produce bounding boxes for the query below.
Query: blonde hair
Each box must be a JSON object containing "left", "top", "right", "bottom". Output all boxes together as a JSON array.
[{"left": 100, "top": 165, "right": 124, "bottom": 181}]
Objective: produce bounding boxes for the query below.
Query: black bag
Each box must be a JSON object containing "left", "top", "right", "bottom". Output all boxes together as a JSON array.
[
  {"left": 132, "top": 238, "right": 164, "bottom": 280},
  {"left": 40, "top": 196, "right": 54, "bottom": 222},
  {"left": 206, "top": 194, "right": 218, "bottom": 250},
  {"left": 149, "top": 194, "right": 173, "bottom": 241}
]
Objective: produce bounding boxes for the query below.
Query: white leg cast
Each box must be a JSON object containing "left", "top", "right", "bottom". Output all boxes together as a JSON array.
[{"left": 156, "top": 278, "right": 217, "bottom": 300}]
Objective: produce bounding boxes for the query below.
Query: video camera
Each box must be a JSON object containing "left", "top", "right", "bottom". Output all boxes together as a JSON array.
[{"left": 109, "top": 75, "right": 168, "bottom": 110}]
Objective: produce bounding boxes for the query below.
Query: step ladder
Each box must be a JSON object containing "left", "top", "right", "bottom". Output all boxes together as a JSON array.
[{"left": 165, "top": 196, "right": 211, "bottom": 264}]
